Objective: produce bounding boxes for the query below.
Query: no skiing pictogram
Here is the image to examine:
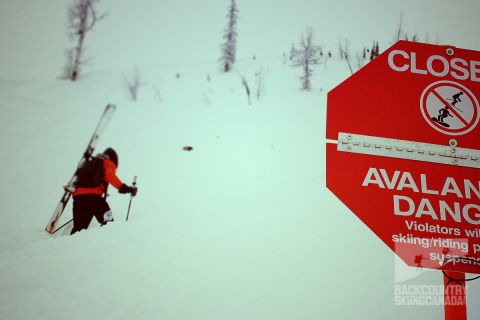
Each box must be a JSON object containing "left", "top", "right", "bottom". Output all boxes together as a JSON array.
[{"left": 420, "top": 80, "right": 479, "bottom": 136}]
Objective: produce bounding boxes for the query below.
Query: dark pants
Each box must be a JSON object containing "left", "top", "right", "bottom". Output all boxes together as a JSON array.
[{"left": 71, "top": 194, "right": 112, "bottom": 235}]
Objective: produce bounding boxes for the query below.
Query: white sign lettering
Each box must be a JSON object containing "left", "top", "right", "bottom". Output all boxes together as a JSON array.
[
  {"left": 388, "top": 50, "right": 480, "bottom": 82},
  {"left": 362, "top": 167, "right": 480, "bottom": 225}
]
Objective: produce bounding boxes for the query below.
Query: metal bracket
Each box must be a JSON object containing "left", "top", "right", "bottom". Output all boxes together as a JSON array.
[{"left": 335, "top": 132, "right": 480, "bottom": 169}]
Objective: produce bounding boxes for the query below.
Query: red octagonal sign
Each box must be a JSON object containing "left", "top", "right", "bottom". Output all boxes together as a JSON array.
[{"left": 327, "top": 41, "right": 480, "bottom": 274}]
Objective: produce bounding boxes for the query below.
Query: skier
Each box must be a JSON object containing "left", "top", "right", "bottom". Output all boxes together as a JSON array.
[
  {"left": 449, "top": 92, "right": 463, "bottom": 106},
  {"left": 70, "top": 147, "right": 137, "bottom": 235}
]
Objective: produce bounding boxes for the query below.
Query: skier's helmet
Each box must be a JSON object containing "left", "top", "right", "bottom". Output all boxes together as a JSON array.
[{"left": 103, "top": 148, "right": 118, "bottom": 167}]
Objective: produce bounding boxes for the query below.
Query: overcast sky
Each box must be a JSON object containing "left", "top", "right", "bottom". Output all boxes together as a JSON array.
[{"left": 1, "top": 0, "right": 480, "bottom": 79}]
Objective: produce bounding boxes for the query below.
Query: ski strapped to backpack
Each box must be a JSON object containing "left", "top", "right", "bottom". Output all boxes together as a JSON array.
[{"left": 45, "top": 104, "right": 116, "bottom": 234}]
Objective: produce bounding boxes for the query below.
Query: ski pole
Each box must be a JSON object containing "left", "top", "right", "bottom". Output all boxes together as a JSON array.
[
  {"left": 52, "top": 218, "right": 73, "bottom": 234},
  {"left": 126, "top": 176, "right": 137, "bottom": 221}
]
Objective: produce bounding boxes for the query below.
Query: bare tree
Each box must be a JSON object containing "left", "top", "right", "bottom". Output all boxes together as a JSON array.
[
  {"left": 219, "top": 0, "right": 239, "bottom": 72},
  {"left": 369, "top": 41, "right": 380, "bottom": 61},
  {"left": 63, "top": 0, "right": 106, "bottom": 81},
  {"left": 355, "top": 47, "right": 368, "bottom": 70},
  {"left": 289, "top": 44, "right": 296, "bottom": 61},
  {"left": 124, "top": 68, "right": 145, "bottom": 101},
  {"left": 393, "top": 12, "right": 405, "bottom": 44},
  {"left": 324, "top": 50, "right": 332, "bottom": 70},
  {"left": 338, "top": 39, "right": 353, "bottom": 75},
  {"left": 62, "top": 48, "right": 75, "bottom": 79},
  {"left": 240, "top": 75, "right": 251, "bottom": 105},
  {"left": 255, "top": 66, "right": 265, "bottom": 101},
  {"left": 291, "top": 27, "right": 321, "bottom": 91}
]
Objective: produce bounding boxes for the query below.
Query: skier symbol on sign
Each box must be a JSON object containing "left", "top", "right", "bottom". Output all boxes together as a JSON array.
[
  {"left": 448, "top": 92, "right": 463, "bottom": 106},
  {"left": 420, "top": 80, "right": 480, "bottom": 136},
  {"left": 434, "top": 105, "right": 453, "bottom": 127}
]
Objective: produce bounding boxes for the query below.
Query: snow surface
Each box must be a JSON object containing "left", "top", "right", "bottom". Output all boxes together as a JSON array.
[
  {"left": 1, "top": 57, "right": 477, "bottom": 319},
  {"left": 1, "top": 1, "right": 480, "bottom": 319}
]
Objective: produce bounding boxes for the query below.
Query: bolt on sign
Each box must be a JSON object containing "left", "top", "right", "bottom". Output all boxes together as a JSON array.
[{"left": 326, "top": 41, "right": 480, "bottom": 274}]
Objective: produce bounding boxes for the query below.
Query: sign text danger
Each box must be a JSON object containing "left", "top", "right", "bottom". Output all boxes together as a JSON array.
[{"left": 362, "top": 168, "right": 480, "bottom": 225}]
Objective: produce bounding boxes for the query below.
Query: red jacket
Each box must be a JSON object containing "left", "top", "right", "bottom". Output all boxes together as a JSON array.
[{"left": 73, "top": 158, "right": 123, "bottom": 197}]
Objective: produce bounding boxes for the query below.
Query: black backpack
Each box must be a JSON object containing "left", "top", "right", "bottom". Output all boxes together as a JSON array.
[{"left": 75, "top": 156, "right": 105, "bottom": 188}]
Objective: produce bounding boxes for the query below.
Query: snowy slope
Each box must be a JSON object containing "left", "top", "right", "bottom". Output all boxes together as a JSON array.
[
  {"left": 2, "top": 57, "right": 471, "bottom": 320},
  {"left": 2, "top": 0, "right": 480, "bottom": 316}
]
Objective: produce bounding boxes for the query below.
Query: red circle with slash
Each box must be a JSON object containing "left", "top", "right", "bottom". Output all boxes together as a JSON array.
[{"left": 420, "top": 80, "right": 479, "bottom": 135}]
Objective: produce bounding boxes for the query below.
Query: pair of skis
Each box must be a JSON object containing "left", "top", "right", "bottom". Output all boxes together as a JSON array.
[{"left": 45, "top": 104, "right": 116, "bottom": 234}]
